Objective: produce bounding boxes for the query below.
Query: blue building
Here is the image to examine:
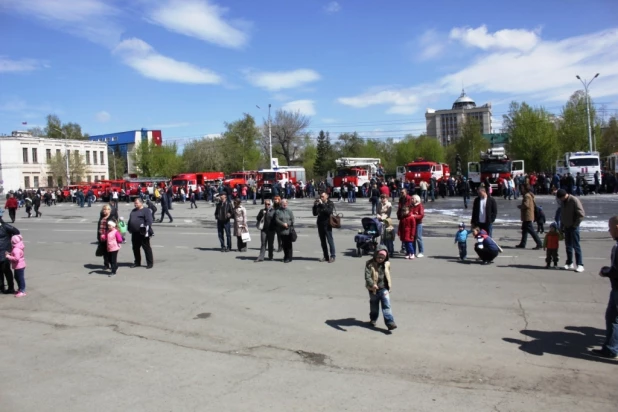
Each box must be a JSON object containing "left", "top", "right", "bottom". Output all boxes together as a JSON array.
[{"left": 89, "top": 129, "right": 162, "bottom": 174}]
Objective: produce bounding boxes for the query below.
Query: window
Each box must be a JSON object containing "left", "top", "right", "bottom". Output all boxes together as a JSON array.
[
  {"left": 67, "top": 150, "right": 70, "bottom": 159},
  {"left": 93, "top": 151, "right": 98, "bottom": 165},
  {"left": 46, "top": 149, "right": 52, "bottom": 162},
  {"left": 86, "top": 151, "right": 91, "bottom": 164},
  {"left": 56, "top": 149, "right": 61, "bottom": 156},
  {"left": 22, "top": 148, "right": 28, "bottom": 163},
  {"left": 24, "top": 177, "right": 30, "bottom": 188},
  {"left": 87, "top": 175, "right": 92, "bottom": 183},
  {"left": 47, "top": 176, "right": 54, "bottom": 187},
  {"left": 100, "top": 151, "right": 104, "bottom": 165},
  {"left": 32, "top": 148, "right": 38, "bottom": 163},
  {"left": 33, "top": 176, "right": 39, "bottom": 188}
]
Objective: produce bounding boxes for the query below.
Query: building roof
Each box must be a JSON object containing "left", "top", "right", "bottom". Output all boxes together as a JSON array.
[{"left": 452, "top": 89, "right": 476, "bottom": 110}]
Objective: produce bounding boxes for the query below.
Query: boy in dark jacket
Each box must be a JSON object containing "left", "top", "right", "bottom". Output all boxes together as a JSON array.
[
  {"left": 473, "top": 227, "right": 501, "bottom": 265},
  {"left": 365, "top": 246, "right": 396, "bottom": 330},
  {"left": 591, "top": 216, "right": 618, "bottom": 359},
  {"left": 536, "top": 205, "right": 546, "bottom": 233}
]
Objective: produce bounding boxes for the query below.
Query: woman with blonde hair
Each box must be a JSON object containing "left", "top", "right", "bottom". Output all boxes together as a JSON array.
[{"left": 411, "top": 194, "right": 425, "bottom": 257}]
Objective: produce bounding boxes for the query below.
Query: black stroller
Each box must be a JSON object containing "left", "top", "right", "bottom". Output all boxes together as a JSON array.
[{"left": 354, "top": 217, "right": 383, "bottom": 257}]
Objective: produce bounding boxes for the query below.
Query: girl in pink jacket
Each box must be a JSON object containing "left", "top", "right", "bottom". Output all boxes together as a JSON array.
[
  {"left": 6, "top": 234, "right": 26, "bottom": 297},
  {"left": 101, "top": 221, "right": 123, "bottom": 277}
]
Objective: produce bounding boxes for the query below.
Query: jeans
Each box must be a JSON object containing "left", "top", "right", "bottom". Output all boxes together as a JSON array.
[
  {"left": 8, "top": 208, "right": 16, "bottom": 222},
  {"left": 403, "top": 241, "right": 415, "bottom": 255},
  {"left": 87, "top": 196, "right": 92, "bottom": 207},
  {"left": 160, "top": 209, "right": 173, "bottom": 222},
  {"left": 458, "top": 242, "right": 467, "bottom": 260},
  {"left": 258, "top": 231, "right": 275, "bottom": 260},
  {"left": 371, "top": 200, "right": 377, "bottom": 215},
  {"left": 217, "top": 220, "right": 232, "bottom": 249},
  {"left": 421, "top": 190, "right": 427, "bottom": 203},
  {"left": 463, "top": 193, "right": 469, "bottom": 208},
  {"left": 430, "top": 189, "right": 435, "bottom": 202},
  {"left": 13, "top": 268, "right": 25, "bottom": 292},
  {"left": 347, "top": 191, "right": 353, "bottom": 202},
  {"left": 384, "top": 239, "right": 394, "bottom": 256},
  {"left": 131, "top": 234, "right": 153, "bottom": 266},
  {"left": 318, "top": 223, "right": 336, "bottom": 260},
  {"left": 415, "top": 224, "right": 424, "bottom": 254},
  {"left": 519, "top": 221, "right": 542, "bottom": 248},
  {"left": 604, "top": 289, "right": 618, "bottom": 356},
  {"left": 369, "top": 288, "right": 395, "bottom": 325},
  {"left": 478, "top": 222, "right": 493, "bottom": 238},
  {"left": 563, "top": 227, "right": 583, "bottom": 266}
]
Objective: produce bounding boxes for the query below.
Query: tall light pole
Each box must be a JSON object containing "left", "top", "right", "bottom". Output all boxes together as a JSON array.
[
  {"left": 256, "top": 104, "right": 273, "bottom": 167},
  {"left": 576, "top": 73, "right": 599, "bottom": 152}
]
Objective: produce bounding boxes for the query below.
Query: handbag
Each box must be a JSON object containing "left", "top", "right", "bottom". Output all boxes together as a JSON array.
[
  {"left": 290, "top": 225, "right": 298, "bottom": 242},
  {"left": 241, "top": 230, "right": 251, "bottom": 243},
  {"left": 329, "top": 205, "right": 343, "bottom": 229},
  {"left": 257, "top": 215, "right": 265, "bottom": 231},
  {"left": 95, "top": 241, "right": 106, "bottom": 257}
]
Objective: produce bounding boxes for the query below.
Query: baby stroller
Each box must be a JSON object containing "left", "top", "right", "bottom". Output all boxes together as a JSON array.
[{"left": 354, "top": 217, "right": 383, "bottom": 257}]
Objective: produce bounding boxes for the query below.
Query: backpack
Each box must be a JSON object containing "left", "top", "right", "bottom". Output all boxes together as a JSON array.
[{"left": 118, "top": 220, "right": 127, "bottom": 234}]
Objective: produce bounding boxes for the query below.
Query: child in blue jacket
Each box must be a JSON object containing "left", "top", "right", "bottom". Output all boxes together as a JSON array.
[{"left": 454, "top": 222, "right": 470, "bottom": 260}]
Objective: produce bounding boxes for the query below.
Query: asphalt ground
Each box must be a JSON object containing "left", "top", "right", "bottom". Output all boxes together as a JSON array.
[{"left": 0, "top": 194, "right": 616, "bottom": 412}]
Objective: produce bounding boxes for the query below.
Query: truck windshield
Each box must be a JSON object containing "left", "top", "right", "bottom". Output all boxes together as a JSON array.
[
  {"left": 569, "top": 158, "right": 599, "bottom": 166},
  {"left": 262, "top": 172, "right": 276, "bottom": 181},
  {"left": 337, "top": 168, "right": 357, "bottom": 177},
  {"left": 407, "top": 165, "right": 431, "bottom": 172},
  {"left": 231, "top": 173, "right": 244, "bottom": 179},
  {"left": 172, "top": 180, "right": 187, "bottom": 186},
  {"left": 480, "top": 161, "right": 511, "bottom": 173}
]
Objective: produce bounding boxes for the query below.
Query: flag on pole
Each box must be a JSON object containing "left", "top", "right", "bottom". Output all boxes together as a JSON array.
[{"left": 21, "top": 122, "right": 27, "bottom": 125}]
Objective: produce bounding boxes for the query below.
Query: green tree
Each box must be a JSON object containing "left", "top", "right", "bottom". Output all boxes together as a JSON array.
[
  {"left": 47, "top": 151, "right": 91, "bottom": 185},
  {"left": 335, "top": 132, "right": 364, "bottom": 157},
  {"left": 313, "top": 130, "right": 332, "bottom": 178},
  {"left": 108, "top": 150, "right": 128, "bottom": 179},
  {"left": 132, "top": 141, "right": 183, "bottom": 177},
  {"left": 599, "top": 117, "right": 618, "bottom": 157},
  {"left": 222, "top": 114, "right": 262, "bottom": 172},
  {"left": 503, "top": 101, "right": 559, "bottom": 172},
  {"left": 557, "top": 91, "right": 596, "bottom": 153},
  {"left": 453, "top": 118, "right": 489, "bottom": 170},
  {"left": 415, "top": 134, "right": 445, "bottom": 162},
  {"left": 263, "top": 110, "right": 310, "bottom": 166},
  {"left": 182, "top": 137, "right": 226, "bottom": 172},
  {"left": 44, "top": 114, "right": 88, "bottom": 140}
]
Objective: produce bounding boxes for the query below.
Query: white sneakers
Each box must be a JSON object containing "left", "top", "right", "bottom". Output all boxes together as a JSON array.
[
  {"left": 416, "top": 253, "right": 424, "bottom": 258},
  {"left": 564, "top": 263, "right": 584, "bottom": 273}
]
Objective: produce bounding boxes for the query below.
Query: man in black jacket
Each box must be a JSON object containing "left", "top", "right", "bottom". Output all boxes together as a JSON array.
[
  {"left": 255, "top": 199, "right": 276, "bottom": 262},
  {"left": 215, "top": 193, "right": 233, "bottom": 252},
  {"left": 128, "top": 198, "right": 154, "bottom": 268},
  {"left": 313, "top": 192, "right": 336, "bottom": 263},
  {"left": 0, "top": 210, "right": 20, "bottom": 293},
  {"left": 471, "top": 187, "right": 497, "bottom": 237}
]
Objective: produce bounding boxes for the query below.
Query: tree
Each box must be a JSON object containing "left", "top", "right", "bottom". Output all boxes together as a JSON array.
[
  {"left": 47, "top": 151, "right": 91, "bottom": 185},
  {"left": 263, "top": 110, "right": 310, "bottom": 166},
  {"left": 313, "top": 130, "right": 333, "bottom": 179},
  {"left": 335, "top": 132, "right": 364, "bottom": 157},
  {"left": 503, "top": 101, "right": 559, "bottom": 172},
  {"left": 27, "top": 126, "right": 46, "bottom": 137},
  {"left": 44, "top": 114, "right": 88, "bottom": 140},
  {"left": 557, "top": 91, "right": 596, "bottom": 153},
  {"left": 452, "top": 118, "right": 489, "bottom": 169},
  {"left": 132, "top": 141, "right": 183, "bottom": 177},
  {"left": 182, "top": 137, "right": 227, "bottom": 172},
  {"left": 599, "top": 117, "right": 618, "bottom": 157},
  {"left": 108, "top": 150, "right": 128, "bottom": 179},
  {"left": 222, "top": 114, "right": 262, "bottom": 172}
]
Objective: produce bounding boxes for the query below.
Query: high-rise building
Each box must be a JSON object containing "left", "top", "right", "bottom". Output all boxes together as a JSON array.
[
  {"left": 425, "top": 90, "right": 492, "bottom": 145},
  {"left": 89, "top": 129, "right": 162, "bottom": 175}
]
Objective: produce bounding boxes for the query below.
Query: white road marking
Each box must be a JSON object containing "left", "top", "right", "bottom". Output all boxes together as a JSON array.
[{"left": 184, "top": 220, "right": 193, "bottom": 223}]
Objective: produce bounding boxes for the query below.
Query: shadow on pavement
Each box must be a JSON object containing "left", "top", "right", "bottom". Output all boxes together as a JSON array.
[
  {"left": 498, "top": 264, "right": 548, "bottom": 270},
  {"left": 194, "top": 247, "right": 225, "bottom": 252},
  {"left": 503, "top": 326, "right": 617, "bottom": 364},
  {"left": 325, "top": 318, "right": 391, "bottom": 335}
]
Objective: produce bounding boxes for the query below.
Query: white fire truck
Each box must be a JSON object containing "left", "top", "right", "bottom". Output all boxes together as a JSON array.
[{"left": 556, "top": 151, "right": 601, "bottom": 188}]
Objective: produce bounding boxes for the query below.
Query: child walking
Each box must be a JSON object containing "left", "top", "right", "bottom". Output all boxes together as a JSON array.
[
  {"left": 101, "top": 221, "right": 123, "bottom": 277},
  {"left": 397, "top": 206, "right": 416, "bottom": 259},
  {"left": 454, "top": 222, "right": 469, "bottom": 260},
  {"left": 543, "top": 222, "right": 562, "bottom": 268},
  {"left": 536, "top": 205, "right": 546, "bottom": 233},
  {"left": 6, "top": 234, "right": 26, "bottom": 297},
  {"left": 365, "top": 247, "right": 397, "bottom": 330}
]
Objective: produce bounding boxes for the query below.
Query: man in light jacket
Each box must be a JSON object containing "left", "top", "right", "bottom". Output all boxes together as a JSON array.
[
  {"left": 515, "top": 184, "right": 542, "bottom": 250},
  {"left": 557, "top": 188, "right": 586, "bottom": 272}
]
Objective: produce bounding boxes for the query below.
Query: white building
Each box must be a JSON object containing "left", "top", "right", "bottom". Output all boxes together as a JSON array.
[{"left": 0, "top": 131, "right": 108, "bottom": 190}]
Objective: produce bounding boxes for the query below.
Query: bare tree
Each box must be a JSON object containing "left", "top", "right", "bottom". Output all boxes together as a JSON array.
[{"left": 262, "top": 110, "right": 310, "bottom": 166}]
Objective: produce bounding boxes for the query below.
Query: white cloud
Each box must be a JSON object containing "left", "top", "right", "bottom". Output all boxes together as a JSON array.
[
  {"left": 95, "top": 111, "right": 111, "bottom": 122},
  {"left": 449, "top": 25, "right": 540, "bottom": 52},
  {"left": 113, "top": 38, "right": 222, "bottom": 84},
  {"left": 417, "top": 29, "right": 446, "bottom": 60},
  {"left": 324, "top": 1, "right": 341, "bottom": 14},
  {"left": 339, "top": 28, "right": 618, "bottom": 114},
  {"left": 282, "top": 100, "right": 316, "bottom": 116},
  {"left": 203, "top": 133, "right": 221, "bottom": 140},
  {"left": 1, "top": 0, "right": 122, "bottom": 48},
  {"left": 245, "top": 69, "right": 321, "bottom": 91},
  {"left": 148, "top": 0, "right": 249, "bottom": 48},
  {"left": 0, "top": 57, "right": 47, "bottom": 73}
]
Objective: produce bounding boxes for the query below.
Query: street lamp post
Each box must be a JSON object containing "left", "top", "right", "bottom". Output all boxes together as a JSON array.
[{"left": 576, "top": 73, "right": 600, "bottom": 152}]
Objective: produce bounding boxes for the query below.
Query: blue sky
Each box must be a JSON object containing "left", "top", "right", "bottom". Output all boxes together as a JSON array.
[{"left": 1, "top": 0, "right": 617, "bottom": 149}]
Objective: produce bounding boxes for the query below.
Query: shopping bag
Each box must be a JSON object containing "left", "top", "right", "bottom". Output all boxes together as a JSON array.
[{"left": 241, "top": 231, "right": 251, "bottom": 242}]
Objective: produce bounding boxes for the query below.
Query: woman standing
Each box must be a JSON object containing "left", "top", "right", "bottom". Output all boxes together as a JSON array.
[
  {"left": 411, "top": 195, "right": 425, "bottom": 258},
  {"left": 97, "top": 204, "right": 114, "bottom": 269},
  {"left": 370, "top": 184, "right": 380, "bottom": 215},
  {"left": 376, "top": 194, "right": 392, "bottom": 220},
  {"left": 233, "top": 199, "right": 248, "bottom": 252},
  {"left": 275, "top": 199, "right": 295, "bottom": 263}
]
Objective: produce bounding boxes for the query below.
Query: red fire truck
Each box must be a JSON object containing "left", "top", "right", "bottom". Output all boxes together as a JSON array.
[
  {"left": 171, "top": 172, "right": 224, "bottom": 197},
  {"left": 223, "top": 171, "right": 260, "bottom": 188},
  {"left": 123, "top": 177, "right": 169, "bottom": 200},
  {"left": 396, "top": 158, "right": 450, "bottom": 185},
  {"left": 327, "top": 158, "right": 381, "bottom": 194},
  {"left": 258, "top": 166, "right": 306, "bottom": 198},
  {"left": 468, "top": 147, "right": 524, "bottom": 190}
]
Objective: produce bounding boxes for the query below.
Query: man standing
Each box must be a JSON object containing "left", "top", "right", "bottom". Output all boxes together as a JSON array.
[
  {"left": 516, "top": 184, "right": 543, "bottom": 250},
  {"left": 215, "top": 193, "right": 233, "bottom": 252},
  {"left": 255, "top": 199, "right": 276, "bottom": 262},
  {"left": 462, "top": 177, "right": 470, "bottom": 208},
  {"left": 557, "top": 188, "right": 585, "bottom": 272},
  {"left": 313, "top": 192, "right": 336, "bottom": 263},
  {"left": 4, "top": 194, "right": 18, "bottom": 223},
  {"left": 471, "top": 187, "right": 497, "bottom": 237},
  {"left": 429, "top": 175, "right": 436, "bottom": 202},
  {"left": 0, "top": 210, "right": 20, "bottom": 294},
  {"left": 127, "top": 198, "right": 154, "bottom": 269}
]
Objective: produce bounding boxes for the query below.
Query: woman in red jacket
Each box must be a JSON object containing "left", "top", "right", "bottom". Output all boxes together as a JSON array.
[
  {"left": 398, "top": 206, "right": 416, "bottom": 259},
  {"left": 4, "top": 194, "right": 18, "bottom": 223},
  {"left": 411, "top": 195, "right": 425, "bottom": 257}
]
